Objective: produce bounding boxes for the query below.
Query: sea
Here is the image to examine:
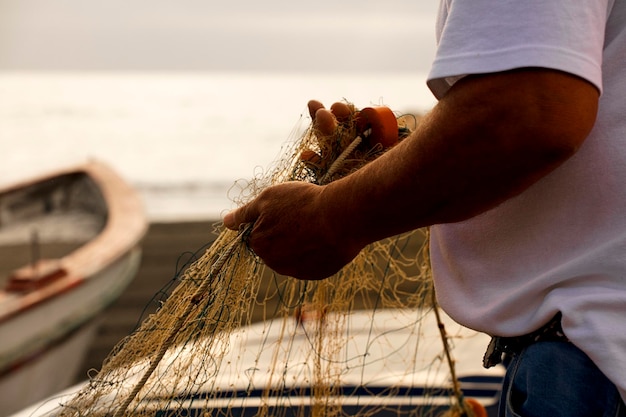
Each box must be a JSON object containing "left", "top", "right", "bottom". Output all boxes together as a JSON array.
[{"left": 0, "top": 71, "right": 437, "bottom": 222}]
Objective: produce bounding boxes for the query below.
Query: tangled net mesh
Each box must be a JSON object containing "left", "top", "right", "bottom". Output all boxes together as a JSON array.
[{"left": 55, "top": 101, "right": 481, "bottom": 417}]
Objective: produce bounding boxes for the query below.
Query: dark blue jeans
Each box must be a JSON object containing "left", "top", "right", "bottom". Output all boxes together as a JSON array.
[{"left": 499, "top": 341, "right": 626, "bottom": 417}]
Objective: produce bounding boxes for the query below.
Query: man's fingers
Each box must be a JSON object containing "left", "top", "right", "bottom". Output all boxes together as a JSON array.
[
  {"left": 223, "top": 203, "right": 256, "bottom": 230},
  {"left": 222, "top": 210, "right": 237, "bottom": 230},
  {"left": 307, "top": 100, "right": 325, "bottom": 120}
]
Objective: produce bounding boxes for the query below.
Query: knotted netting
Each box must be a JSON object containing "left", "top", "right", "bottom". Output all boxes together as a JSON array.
[{"left": 54, "top": 101, "right": 488, "bottom": 417}]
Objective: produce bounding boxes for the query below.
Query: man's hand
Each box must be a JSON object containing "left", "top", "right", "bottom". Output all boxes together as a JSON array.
[
  {"left": 223, "top": 68, "right": 599, "bottom": 281},
  {"left": 223, "top": 181, "right": 364, "bottom": 280}
]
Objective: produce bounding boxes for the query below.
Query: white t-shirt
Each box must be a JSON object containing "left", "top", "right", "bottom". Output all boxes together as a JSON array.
[{"left": 427, "top": 0, "right": 626, "bottom": 400}]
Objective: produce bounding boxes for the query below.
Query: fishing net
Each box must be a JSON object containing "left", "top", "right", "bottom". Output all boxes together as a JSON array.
[{"left": 54, "top": 101, "right": 490, "bottom": 417}]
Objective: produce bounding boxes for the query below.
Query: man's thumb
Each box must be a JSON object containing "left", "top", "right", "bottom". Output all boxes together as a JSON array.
[
  {"left": 223, "top": 209, "right": 240, "bottom": 230},
  {"left": 224, "top": 202, "right": 257, "bottom": 230}
]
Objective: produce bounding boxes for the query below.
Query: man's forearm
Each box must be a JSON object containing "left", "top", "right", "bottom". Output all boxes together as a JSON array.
[{"left": 321, "top": 68, "right": 599, "bottom": 248}]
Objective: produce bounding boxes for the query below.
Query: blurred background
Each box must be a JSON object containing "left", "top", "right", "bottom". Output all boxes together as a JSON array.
[
  {"left": 0, "top": 0, "right": 443, "bottom": 401},
  {"left": 0, "top": 0, "right": 439, "bottom": 220}
]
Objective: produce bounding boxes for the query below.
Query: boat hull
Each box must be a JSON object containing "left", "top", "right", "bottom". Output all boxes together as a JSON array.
[
  {"left": 0, "top": 248, "right": 142, "bottom": 416},
  {"left": 0, "top": 161, "right": 147, "bottom": 416}
]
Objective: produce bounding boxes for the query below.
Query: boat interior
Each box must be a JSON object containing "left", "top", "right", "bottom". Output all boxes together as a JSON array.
[{"left": 0, "top": 172, "right": 107, "bottom": 291}]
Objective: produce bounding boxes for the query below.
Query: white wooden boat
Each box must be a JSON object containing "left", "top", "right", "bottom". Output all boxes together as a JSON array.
[
  {"left": 8, "top": 309, "right": 505, "bottom": 417},
  {"left": 0, "top": 161, "right": 147, "bottom": 416}
]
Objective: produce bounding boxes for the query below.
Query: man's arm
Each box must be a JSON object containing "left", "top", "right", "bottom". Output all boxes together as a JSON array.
[{"left": 224, "top": 68, "right": 599, "bottom": 280}]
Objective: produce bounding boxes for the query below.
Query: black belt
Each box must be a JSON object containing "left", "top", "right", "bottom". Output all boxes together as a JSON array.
[{"left": 483, "top": 312, "right": 569, "bottom": 368}]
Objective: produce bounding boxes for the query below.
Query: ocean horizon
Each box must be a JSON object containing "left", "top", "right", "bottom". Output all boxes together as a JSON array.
[{"left": 0, "top": 71, "right": 437, "bottom": 221}]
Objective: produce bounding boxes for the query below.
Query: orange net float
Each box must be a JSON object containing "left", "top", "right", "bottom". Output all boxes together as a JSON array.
[
  {"left": 465, "top": 398, "right": 488, "bottom": 417},
  {"left": 355, "top": 106, "right": 399, "bottom": 149},
  {"left": 299, "top": 149, "right": 323, "bottom": 165}
]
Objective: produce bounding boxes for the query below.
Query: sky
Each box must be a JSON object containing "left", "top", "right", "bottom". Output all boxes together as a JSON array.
[{"left": 0, "top": 0, "right": 439, "bottom": 72}]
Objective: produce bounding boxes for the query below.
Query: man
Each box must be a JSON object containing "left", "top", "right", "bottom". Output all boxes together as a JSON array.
[{"left": 225, "top": 1, "right": 626, "bottom": 415}]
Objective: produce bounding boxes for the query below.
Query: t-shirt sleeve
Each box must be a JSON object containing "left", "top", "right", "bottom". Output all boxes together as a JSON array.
[{"left": 427, "top": 0, "right": 611, "bottom": 99}]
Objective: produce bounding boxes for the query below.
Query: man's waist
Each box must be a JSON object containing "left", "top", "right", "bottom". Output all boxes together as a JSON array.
[{"left": 483, "top": 312, "right": 569, "bottom": 368}]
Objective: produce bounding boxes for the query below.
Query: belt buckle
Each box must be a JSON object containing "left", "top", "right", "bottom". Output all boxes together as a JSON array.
[
  {"left": 483, "top": 336, "right": 505, "bottom": 368},
  {"left": 482, "top": 313, "right": 567, "bottom": 369}
]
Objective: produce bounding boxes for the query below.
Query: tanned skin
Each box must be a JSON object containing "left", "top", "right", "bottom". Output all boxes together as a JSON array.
[{"left": 224, "top": 68, "right": 599, "bottom": 280}]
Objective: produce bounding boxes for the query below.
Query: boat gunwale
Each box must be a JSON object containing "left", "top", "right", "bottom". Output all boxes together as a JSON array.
[{"left": 0, "top": 160, "right": 148, "bottom": 323}]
